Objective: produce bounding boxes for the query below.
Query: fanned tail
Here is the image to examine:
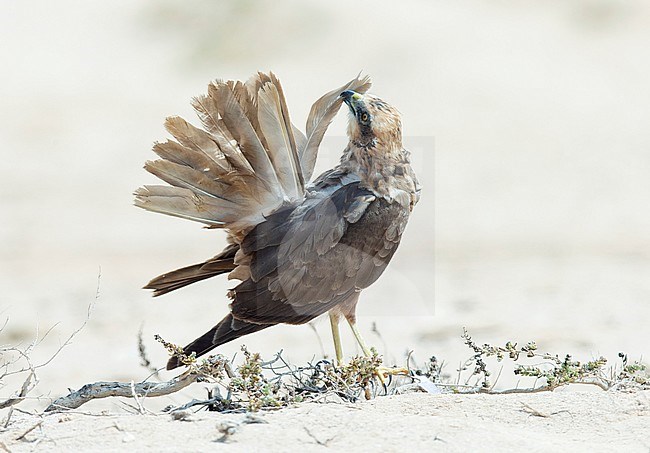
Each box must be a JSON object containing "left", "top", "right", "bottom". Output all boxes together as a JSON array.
[{"left": 135, "top": 72, "right": 372, "bottom": 236}]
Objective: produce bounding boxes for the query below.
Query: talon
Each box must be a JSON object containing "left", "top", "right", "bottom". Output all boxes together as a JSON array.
[
  {"left": 373, "top": 366, "right": 410, "bottom": 392},
  {"left": 374, "top": 368, "right": 387, "bottom": 387}
]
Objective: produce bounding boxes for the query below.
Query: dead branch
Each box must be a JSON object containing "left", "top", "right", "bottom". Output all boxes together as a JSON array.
[
  {"left": 44, "top": 365, "right": 217, "bottom": 412},
  {"left": 32, "top": 328, "right": 650, "bottom": 416}
]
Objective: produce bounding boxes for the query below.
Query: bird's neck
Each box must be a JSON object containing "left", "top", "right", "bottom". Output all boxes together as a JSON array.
[{"left": 340, "top": 143, "right": 418, "bottom": 205}]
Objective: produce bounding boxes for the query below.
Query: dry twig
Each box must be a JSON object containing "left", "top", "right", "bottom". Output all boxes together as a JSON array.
[
  {"left": 0, "top": 269, "right": 100, "bottom": 419},
  {"left": 44, "top": 355, "right": 226, "bottom": 412},
  {"left": 14, "top": 420, "right": 43, "bottom": 441}
]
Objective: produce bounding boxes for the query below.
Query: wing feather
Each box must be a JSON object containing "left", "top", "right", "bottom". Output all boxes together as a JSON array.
[
  {"left": 301, "top": 74, "right": 372, "bottom": 182},
  {"left": 231, "top": 182, "right": 402, "bottom": 324}
]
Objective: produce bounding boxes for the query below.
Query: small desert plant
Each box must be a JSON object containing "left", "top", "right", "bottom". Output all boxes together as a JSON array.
[
  {"left": 229, "top": 346, "right": 283, "bottom": 411},
  {"left": 44, "top": 326, "right": 649, "bottom": 415},
  {"left": 435, "top": 328, "right": 650, "bottom": 393}
]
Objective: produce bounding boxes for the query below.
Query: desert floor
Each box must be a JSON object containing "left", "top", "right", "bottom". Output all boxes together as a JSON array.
[{"left": 3, "top": 391, "right": 650, "bottom": 452}]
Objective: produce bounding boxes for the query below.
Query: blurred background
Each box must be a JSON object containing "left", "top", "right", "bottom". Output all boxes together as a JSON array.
[{"left": 1, "top": 0, "right": 649, "bottom": 407}]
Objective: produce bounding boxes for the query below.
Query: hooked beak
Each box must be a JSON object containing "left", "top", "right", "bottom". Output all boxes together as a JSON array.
[{"left": 340, "top": 90, "right": 363, "bottom": 113}]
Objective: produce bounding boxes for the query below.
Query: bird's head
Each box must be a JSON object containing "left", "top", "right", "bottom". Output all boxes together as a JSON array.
[{"left": 340, "top": 90, "right": 402, "bottom": 151}]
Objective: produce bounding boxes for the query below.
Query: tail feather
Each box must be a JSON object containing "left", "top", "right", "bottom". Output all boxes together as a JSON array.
[
  {"left": 144, "top": 244, "right": 238, "bottom": 297},
  {"left": 163, "top": 117, "right": 233, "bottom": 173},
  {"left": 136, "top": 72, "right": 372, "bottom": 236},
  {"left": 134, "top": 185, "right": 228, "bottom": 226},
  {"left": 231, "top": 80, "right": 267, "bottom": 151},
  {"left": 268, "top": 72, "right": 303, "bottom": 189},
  {"left": 152, "top": 140, "right": 225, "bottom": 176},
  {"left": 257, "top": 82, "right": 303, "bottom": 199},
  {"left": 144, "top": 160, "right": 234, "bottom": 201},
  {"left": 292, "top": 124, "right": 307, "bottom": 153},
  {"left": 166, "top": 314, "right": 273, "bottom": 370},
  {"left": 191, "top": 94, "right": 255, "bottom": 175},
  {"left": 144, "top": 259, "right": 233, "bottom": 296},
  {"left": 269, "top": 73, "right": 299, "bottom": 157},
  {"left": 212, "top": 81, "right": 284, "bottom": 201}
]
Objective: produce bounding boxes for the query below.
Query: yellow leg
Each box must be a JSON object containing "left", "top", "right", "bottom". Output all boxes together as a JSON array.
[
  {"left": 345, "top": 318, "right": 409, "bottom": 386},
  {"left": 345, "top": 318, "right": 389, "bottom": 386},
  {"left": 329, "top": 312, "right": 344, "bottom": 366},
  {"left": 346, "top": 317, "right": 371, "bottom": 357}
]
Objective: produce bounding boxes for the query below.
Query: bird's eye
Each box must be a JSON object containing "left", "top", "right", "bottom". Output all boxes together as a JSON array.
[{"left": 361, "top": 113, "right": 369, "bottom": 122}]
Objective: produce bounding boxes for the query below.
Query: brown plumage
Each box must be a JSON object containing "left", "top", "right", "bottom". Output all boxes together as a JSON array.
[{"left": 135, "top": 73, "right": 419, "bottom": 370}]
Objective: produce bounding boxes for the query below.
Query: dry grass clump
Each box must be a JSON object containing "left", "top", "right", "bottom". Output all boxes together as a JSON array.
[
  {"left": 7, "top": 321, "right": 648, "bottom": 418},
  {"left": 425, "top": 328, "right": 649, "bottom": 394},
  {"left": 154, "top": 339, "right": 387, "bottom": 413}
]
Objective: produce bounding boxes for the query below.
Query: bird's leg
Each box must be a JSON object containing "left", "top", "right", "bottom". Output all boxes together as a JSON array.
[
  {"left": 328, "top": 311, "right": 344, "bottom": 367},
  {"left": 346, "top": 317, "right": 372, "bottom": 357},
  {"left": 343, "top": 316, "right": 409, "bottom": 386},
  {"left": 344, "top": 315, "right": 385, "bottom": 386},
  {"left": 336, "top": 293, "right": 409, "bottom": 384}
]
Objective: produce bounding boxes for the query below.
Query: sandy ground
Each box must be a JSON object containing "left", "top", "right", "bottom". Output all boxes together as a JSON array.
[
  {"left": 3, "top": 391, "right": 650, "bottom": 452},
  {"left": 2, "top": 0, "right": 650, "bottom": 450}
]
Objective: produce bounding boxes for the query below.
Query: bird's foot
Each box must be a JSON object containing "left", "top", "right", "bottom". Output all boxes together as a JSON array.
[{"left": 374, "top": 366, "right": 410, "bottom": 386}]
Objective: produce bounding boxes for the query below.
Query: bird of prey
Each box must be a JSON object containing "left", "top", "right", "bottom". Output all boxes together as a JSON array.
[{"left": 135, "top": 72, "right": 420, "bottom": 371}]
